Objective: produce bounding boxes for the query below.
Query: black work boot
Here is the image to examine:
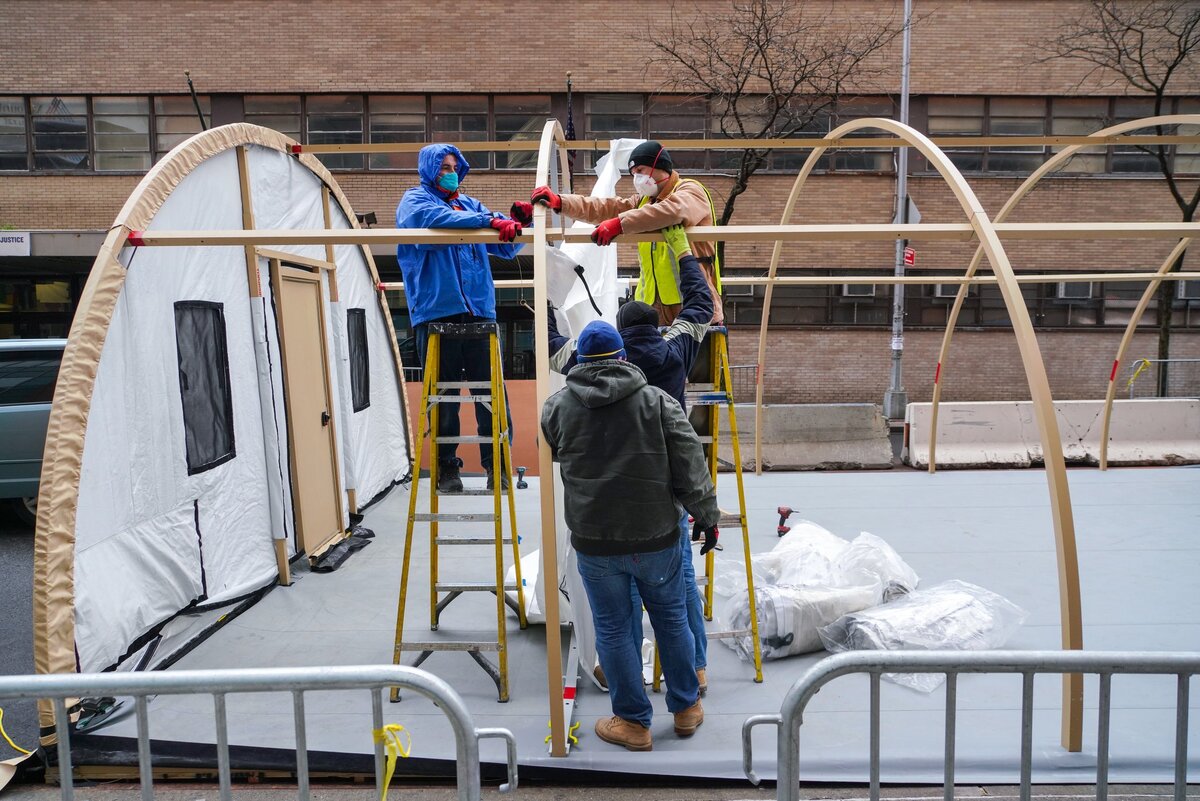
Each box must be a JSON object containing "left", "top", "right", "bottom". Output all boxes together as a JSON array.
[
  {"left": 485, "top": 466, "right": 510, "bottom": 491},
  {"left": 437, "top": 458, "right": 463, "bottom": 493}
]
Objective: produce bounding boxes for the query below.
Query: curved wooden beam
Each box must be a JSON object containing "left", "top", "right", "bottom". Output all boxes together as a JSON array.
[
  {"left": 754, "top": 116, "right": 1085, "bottom": 750},
  {"left": 928, "top": 114, "right": 1200, "bottom": 473},
  {"left": 532, "top": 117, "right": 571, "bottom": 757},
  {"left": 1099, "top": 237, "right": 1192, "bottom": 468}
]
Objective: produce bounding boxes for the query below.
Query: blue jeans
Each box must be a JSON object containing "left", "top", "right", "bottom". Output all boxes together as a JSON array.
[
  {"left": 576, "top": 544, "right": 699, "bottom": 726},
  {"left": 630, "top": 511, "right": 708, "bottom": 670},
  {"left": 414, "top": 314, "right": 512, "bottom": 467}
]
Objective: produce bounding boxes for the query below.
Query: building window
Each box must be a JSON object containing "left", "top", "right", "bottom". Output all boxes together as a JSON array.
[
  {"left": 244, "top": 95, "right": 301, "bottom": 139},
  {"left": 927, "top": 96, "right": 984, "bottom": 172},
  {"left": 1111, "top": 97, "right": 1160, "bottom": 172},
  {"left": 494, "top": 95, "right": 551, "bottom": 170},
  {"left": 1176, "top": 98, "right": 1200, "bottom": 175},
  {"left": 1050, "top": 97, "right": 1108, "bottom": 173},
  {"left": 0, "top": 97, "right": 27, "bottom": 171},
  {"left": 828, "top": 98, "right": 896, "bottom": 172},
  {"left": 307, "top": 94, "right": 364, "bottom": 171},
  {"left": 987, "top": 97, "right": 1046, "bottom": 172},
  {"left": 347, "top": 308, "right": 370, "bottom": 412},
  {"left": 585, "top": 94, "right": 643, "bottom": 169},
  {"left": 646, "top": 96, "right": 706, "bottom": 170},
  {"left": 31, "top": 96, "right": 89, "bottom": 171},
  {"left": 174, "top": 301, "right": 236, "bottom": 475},
  {"left": 155, "top": 96, "right": 211, "bottom": 160},
  {"left": 369, "top": 95, "right": 425, "bottom": 170},
  {"left": 93, "top": 96, "right": 150, "bottom": 172},
  {"left": 431, "top": 95, "right": 489, "bottom": 169}
]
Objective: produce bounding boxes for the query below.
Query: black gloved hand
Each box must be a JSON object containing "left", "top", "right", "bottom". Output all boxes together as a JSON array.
[{"left": 691, "top": 518, "right": 719, "bottom": 556}]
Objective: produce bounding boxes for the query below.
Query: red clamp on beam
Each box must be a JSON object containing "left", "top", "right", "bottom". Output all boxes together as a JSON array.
[
  {"left": 933, "top": 361, "right": 942, "bottom": 385},
  {"left": 127, "top": 231, "right": 146, "bottom": 247},
  {"left": 290, "top": 144, "right": 303, "bottom": 154},
  {"left": 376, "top": 281, "right": 386, "bottom": 292},
  {"left": 1109, "top": 359, "right": 1120, "bottom": 382}
]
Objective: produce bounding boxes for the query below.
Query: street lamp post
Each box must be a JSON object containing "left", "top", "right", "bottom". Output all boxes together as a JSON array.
[{"left": 883, "top": 0, "right": 914, "bottom": 421}]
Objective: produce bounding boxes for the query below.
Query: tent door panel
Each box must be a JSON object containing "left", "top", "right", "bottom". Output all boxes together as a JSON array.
[{"left": 271, "top": 261, "right": 343, "bottom": 557}]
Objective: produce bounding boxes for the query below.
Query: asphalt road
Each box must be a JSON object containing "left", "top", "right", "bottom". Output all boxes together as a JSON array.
[{"left": 0, "top": 502, "right": 38, "bottom": 762}]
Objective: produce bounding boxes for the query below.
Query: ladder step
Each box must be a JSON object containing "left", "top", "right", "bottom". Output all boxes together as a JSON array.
[
  {"left": 707, "top": 629, "right": 752, "bottom": 640},
  {"left": 435, "top": 381, "right": 491, "bottom": 390},
  {"left": 414, "top": 512, "right": 497, "bottom": 522},
  {"left": 718, "top": 513, "right": 744, "bottom": 528},
  {"left": 435, "top": 536, "right": 514, "bottom": 545},
  {"left": 687, "top": 382, "right": 718, "bottom": 391},
  {"left": 396, "top": 640, "right": 502, "bottom": 652},
  {"left": 684, "top": 392, "right": 731, "bottom": 406},
  {"left": 428, "top": 395, "right": 494, "bottom": 404},
  {"left": 436, "top": 581, "right": 520, "bottom": 593},
  {"left": 434, "top": 488, "right": 496, "bottom": 496},
  {"left": 435, "top": 435, "right": 494, "bottom": 444},
  {"left": 696, "top": 435, "right": 714, "bottom": 444}
]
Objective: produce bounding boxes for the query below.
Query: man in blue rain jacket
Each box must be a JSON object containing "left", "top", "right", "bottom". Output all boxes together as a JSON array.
[{"left": 396, "top": 143, "right": 533, "bottom": 492}]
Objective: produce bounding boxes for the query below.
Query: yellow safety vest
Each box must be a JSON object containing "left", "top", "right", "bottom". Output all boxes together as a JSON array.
[{"left": 634, "top": 179, "right": 722, "bottom": 306}]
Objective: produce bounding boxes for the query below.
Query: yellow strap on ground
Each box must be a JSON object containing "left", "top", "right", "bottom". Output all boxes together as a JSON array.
[
  {"left": 372, "top": 723, "right": 411, "bottom": 800},
  {"left": 1125, "top": 358, "right": 1152, "bottom": 390},
  {"left": 0, "top": 708, "right": 32, "bottom": 755}
]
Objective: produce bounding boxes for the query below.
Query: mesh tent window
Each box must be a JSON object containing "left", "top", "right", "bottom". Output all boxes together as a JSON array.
[
  {"left": 174, "top": 300, "right": 236, "bottom": 475},
  {"left": 348, "top": 307, "right": 370, "bottom": 412}
]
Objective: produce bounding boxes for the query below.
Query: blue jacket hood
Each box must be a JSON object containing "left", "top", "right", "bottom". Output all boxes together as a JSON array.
[{"left": 418, "top": 144, "right": 470, "bottom": 187}]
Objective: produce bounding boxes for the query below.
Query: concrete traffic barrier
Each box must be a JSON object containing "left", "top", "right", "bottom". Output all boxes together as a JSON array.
[
  {"left": 904, "top": 398, "right": 1200, "bottom": 468},
  {"left": 714, "top": 403, "right": 893, "bottom": 471}
]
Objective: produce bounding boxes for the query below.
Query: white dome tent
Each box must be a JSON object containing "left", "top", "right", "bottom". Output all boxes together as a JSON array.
[{"left": 32, "top": 124, "right": 411, "bottom": 711}]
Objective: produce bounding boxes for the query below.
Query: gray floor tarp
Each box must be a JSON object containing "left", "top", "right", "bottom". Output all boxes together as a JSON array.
[{"left": 84, "top": 466, "right": 1200, "bottom": 783}]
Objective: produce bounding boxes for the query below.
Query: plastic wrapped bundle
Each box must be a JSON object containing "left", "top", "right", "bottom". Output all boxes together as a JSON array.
[
  {"left": 835, "top": 532, "right": 920, "bottom": 601},
  {"left": 723, "top": 581, "right": 881, "bottom": 661},
  {"left": 818, "top": 580, "right": 1028, "bottom": 691}
]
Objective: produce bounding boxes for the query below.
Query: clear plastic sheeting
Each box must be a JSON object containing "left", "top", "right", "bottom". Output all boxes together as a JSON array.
[
  {"left": 818, "top": 579, "right": 1029, "bottom": 691},
  {"left": 716, "top": 520, "right": 921, "bottom": 661}
]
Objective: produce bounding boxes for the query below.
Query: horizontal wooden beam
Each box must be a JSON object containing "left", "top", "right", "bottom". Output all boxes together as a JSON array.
[
  {"left": 293, "top": 134, "right": 1200, "bottom": 154},
  {"left": 377, "top": 271, "right": 1200, "bottom": 291},
  {"left": 125, "top": 221, "right": 1200, "bottom": 248}
]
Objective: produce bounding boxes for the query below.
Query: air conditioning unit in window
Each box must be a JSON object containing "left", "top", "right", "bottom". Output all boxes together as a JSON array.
[
  {"left": 841, "top": 283, "right": 876, "bottom": 298},
  {"left": 1179, "top": 279, "right": 1200, "bottom": 300},
  {"left": 1057, "top": 281, "right": 1093, "bottom": 300}
]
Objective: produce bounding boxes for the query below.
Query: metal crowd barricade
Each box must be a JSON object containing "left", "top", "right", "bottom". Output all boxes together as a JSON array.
[
  {"left": 0, "top": 664, "right": 518, "bottom": 801},
  {"left": 742, "top": 650, "right": 1198, "bottom": 801}
]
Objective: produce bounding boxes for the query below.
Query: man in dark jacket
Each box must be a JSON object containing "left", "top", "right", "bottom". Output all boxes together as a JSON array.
[
  {"left": 541, "top": 321, "right": 719, "bottom": 751},
  {"left": 396, "top": 143, "right": 534, "bottom": 492},
  {"left": 548, "top": 225, "right": 713, "bottom": 691}
]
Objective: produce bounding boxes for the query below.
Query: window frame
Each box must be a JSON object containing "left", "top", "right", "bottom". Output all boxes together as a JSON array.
[{"left": 174, "top": 300, "right": 237, "bottom": 476}]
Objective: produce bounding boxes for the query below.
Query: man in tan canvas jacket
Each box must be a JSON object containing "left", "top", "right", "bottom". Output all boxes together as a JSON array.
[{"left": 531, "top": 141, "right": 723, "bottom": 325}]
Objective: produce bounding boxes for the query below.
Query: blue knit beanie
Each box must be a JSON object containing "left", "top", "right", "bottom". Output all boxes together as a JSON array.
[{"left": 576, "top": 321, "right": 626, "bottom": 362}]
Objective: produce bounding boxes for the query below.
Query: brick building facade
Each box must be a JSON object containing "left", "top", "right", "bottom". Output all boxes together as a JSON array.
[{"left": 2, "top": 0, "right": 1197, "bottom": 404}]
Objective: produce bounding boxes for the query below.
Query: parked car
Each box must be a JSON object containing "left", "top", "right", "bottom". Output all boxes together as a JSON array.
[{"left": 0, "top": 339, "right": 65, "bottom": 527}]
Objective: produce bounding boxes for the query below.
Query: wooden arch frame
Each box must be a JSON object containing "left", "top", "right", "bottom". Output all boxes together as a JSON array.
[
  {"left": 750, "top": 117, "right": 1085, "bottom": 750},
  {"left": 925, "top": 114, "right": 1199, "bottom": 473}
]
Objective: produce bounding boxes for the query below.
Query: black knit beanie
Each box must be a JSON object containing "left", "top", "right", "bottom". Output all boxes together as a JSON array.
[
  {"left": 628, "top": 140, "right": 673, "bottom": 174},
  {"left": 616, "top": 300, "right": 660, "bottom": 331}
]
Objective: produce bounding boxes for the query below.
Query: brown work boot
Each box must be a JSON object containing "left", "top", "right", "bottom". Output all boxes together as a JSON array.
[
  {"left": 674, "top": 699, "right": 704, "bottom": 737},
  {"left": 595, "top": 716, "right": 652, "bottom": 751},
  {"left": 696, "top": 668, "right": 707, "bottom": 696}
]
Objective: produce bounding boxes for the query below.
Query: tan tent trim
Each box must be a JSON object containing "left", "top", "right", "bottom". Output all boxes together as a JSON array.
[{"left": 32, "top": 124, "right": 409, "bottom": 733}]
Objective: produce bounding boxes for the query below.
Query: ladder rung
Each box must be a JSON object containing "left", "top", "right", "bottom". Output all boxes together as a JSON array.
[
  {"left": 435, "top": 381, "right": 492, "bottom": 390},
  {"left": 685, "top": 392, "right": 730, "bottom": 406},
  {"left": 718, "top": 513, "right": 744, "bottom": 528},
  {"left": 695, "top": 576, "right": 709, "bottom": 587},
  {"left": 687, "top": 382, "right": 717, "bottom": 391},
  {"left": 436, "top": 536, "right": 514, "bottom": 545},
  {"left": 414, "top": 512, "right": 496, "bottom": 522},
  {"left": 707, "top": 629, "right": 752, "bottom": 640},
  {"left": 436, "top": 582, "right": 520, "bottom": 593},
  {"left": 428, "top": 395, "right": 493, "bottom": 404},
  {"left": 397, "top": 640, "right": 501, "bottom": 652},
  {"left": 435, "top": 488, "right": 496, "bottom": 496},
  {"left": 696, "top": 435, "right": 714, "bottom": 444},
  {"left": 435, "top": 435, "right": 493, "bottom": 444}
]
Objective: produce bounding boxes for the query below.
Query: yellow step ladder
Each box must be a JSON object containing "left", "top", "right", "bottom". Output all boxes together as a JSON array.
[{"left": 390, "top": 321, "right": 527, "bottom": 702}]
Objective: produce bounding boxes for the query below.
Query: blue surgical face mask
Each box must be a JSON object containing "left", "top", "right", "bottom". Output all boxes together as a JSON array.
[{"left": 437, "top": 171, "right": 459, "bottom": 192}]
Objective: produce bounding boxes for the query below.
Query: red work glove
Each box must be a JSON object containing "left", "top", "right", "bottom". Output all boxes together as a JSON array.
[
  {"left": 531, "top": 185, "right": 561, "bottom": 211},
  {"left": 692, "top": 519, "right": 719, "bottom": 556},
  {"left": 590, "top": 217, "right": 623, "bottom": 246},
  {"left": 510, "top": 201, "right": 534, "bottom": 226},
  {"left": 490, "top": 217, "right": 522, "bottom": 243}
]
